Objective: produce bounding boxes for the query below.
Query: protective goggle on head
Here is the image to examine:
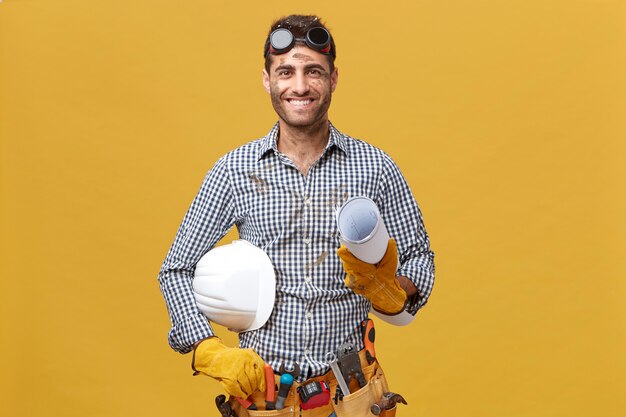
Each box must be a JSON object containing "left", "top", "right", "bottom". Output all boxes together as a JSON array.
[{"left": 265, "top": 27, "right": 334, "bottom": 57}]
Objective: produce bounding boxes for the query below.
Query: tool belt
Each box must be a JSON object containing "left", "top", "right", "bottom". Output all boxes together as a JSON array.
[{"left": 230, "top": 349, "right": 397, "bottom": 417}]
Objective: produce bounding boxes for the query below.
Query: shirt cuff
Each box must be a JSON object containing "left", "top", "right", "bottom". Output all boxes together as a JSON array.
[
  {"left": 405, "top": 292, "right": 426, "bottom": 315},
  {"left": 167, "top": 313, "right": 215, "bottom": 354}
]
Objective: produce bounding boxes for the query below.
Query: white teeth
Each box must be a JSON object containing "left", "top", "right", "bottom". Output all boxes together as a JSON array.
[{"left": 290, "top": 99, "right": 311, "bottom": 106}]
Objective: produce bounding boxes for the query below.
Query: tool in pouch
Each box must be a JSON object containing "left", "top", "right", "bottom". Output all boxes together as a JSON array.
[
  {"left": 325, "top": 319, "right": 375, "bottom": 403},
  {"left": 264, "top": 364, "right": 277, "bottom": 410},
  {"left": 235, "top": 397, "right": 256, "bottom": 411},
  {"left": 360, "top": 318, "right": 376, "bottom": 365},
  {"left": 326, "top": 341, "right": 366, "bottom": 404},
  {"left": 275, "top": 362, "right": 301, "bottom": 410},
  {"left": 215, "top": 394, "right": 235, "bottom": 417},
  {"left": 268, "top": 360, "right": 333, "bottom": 411},
  {"left": 337, "top": 342, "right": 367, "bottom": 389},
  {"left": 298, "top": 380, "right": 331, "bottom": 410},
  {"left": 371, "top": 392, "right": 408, "bottom": 415},
  {"left": 360, "top": 319, "right": 408, "bottom": 415},
  {"left": 325, "top": 351, "right": 350, "bottom": 401}
]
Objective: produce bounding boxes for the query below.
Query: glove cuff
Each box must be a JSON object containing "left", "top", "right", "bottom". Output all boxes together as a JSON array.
[
  {"left": 373, "top": 296, "right": 408, "bottom": 315},
  {"left": 371, "top": 280, "right": 407, "bottom": 314},
  {"left": 191, "top": 336, "right": 224, "bottom": 376}
]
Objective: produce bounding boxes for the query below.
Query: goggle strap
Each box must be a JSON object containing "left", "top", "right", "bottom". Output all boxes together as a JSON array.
[{"left": 319, "top": 44, "right": 331, "bottom": 53}]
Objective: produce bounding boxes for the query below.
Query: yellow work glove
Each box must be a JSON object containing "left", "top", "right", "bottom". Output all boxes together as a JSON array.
[
  {"left": 337, "top": 239, "right": 407, "bottom": 314},
  {"left": 192, "top": 337, "right": 266, "bottom": 398}
]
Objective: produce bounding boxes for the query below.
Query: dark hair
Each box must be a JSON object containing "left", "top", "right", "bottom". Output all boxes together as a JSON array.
[{"left": 263, "top": 15, "right": 336, "bottom": 73}]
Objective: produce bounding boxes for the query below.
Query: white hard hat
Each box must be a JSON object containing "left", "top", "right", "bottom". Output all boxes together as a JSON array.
[{"left": 192, "top": 240, "right": 276, "bottom": 332}]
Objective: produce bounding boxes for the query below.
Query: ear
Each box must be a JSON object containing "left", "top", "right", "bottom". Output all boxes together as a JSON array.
[
  {"left": 262, "top": 69, "right": 271, "bottom": 94},
  {"left": 330, "top": 67, "right": 339, "bottom": 93}
]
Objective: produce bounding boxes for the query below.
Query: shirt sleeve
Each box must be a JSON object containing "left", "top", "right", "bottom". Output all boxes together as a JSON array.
[
  {"left": 157, "top": 157, "right": 236, "bottom": 353},
  {"left": 377, "top": 154, "right": 435, "bottom": 314}
]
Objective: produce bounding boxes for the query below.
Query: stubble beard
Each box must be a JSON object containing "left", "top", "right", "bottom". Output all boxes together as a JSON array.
[{"left": 270, "top": 89, "right": 332, "bottom": 130}]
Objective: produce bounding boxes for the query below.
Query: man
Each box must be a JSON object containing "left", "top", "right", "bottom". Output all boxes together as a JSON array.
[{"left": 158, "top": 14, "right": 435, "bottom": 416}]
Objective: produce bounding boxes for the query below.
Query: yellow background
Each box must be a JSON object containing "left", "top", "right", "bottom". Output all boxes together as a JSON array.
[{"left": 1, "top": 1, "right": 625, "bottom": 416}]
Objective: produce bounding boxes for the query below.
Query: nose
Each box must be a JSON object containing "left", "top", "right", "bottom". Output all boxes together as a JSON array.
[{"left": 291, "top": 71, "right": 309, "bottom": 96}]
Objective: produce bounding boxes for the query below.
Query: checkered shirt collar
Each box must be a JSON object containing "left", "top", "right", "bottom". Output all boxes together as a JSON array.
[{"left": 256, "top": 121, "right": 349, "bottom": 160}]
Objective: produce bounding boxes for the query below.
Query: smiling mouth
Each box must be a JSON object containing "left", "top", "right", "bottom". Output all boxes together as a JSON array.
[{"left": 287, "top": 98, "right": 313, "bottom": 106}]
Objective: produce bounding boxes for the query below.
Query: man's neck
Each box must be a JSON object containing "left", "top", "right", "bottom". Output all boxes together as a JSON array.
[{"left": 276, "top": 119, "right": 330, "bottom": 175}]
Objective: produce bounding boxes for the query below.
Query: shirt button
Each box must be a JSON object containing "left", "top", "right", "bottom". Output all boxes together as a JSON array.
[
  {"left": 303, "top": 238, "right": 311, "bottom": 245},
  {"left": 306, "top": 312, "right": 313, "bottom": 319},
  {"left": 304, "top": 276, "right": 311, "bottom": 283},
  {"left": 304, "top": 198, "right": 311, "bottom": 206},
  {"left": 304, "top": 349, "right": 311, "bottom": 355}
]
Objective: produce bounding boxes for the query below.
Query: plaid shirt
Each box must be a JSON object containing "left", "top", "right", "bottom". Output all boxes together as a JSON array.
[{"left": 158, "top": 122, "right": 435, "bottom": 379}]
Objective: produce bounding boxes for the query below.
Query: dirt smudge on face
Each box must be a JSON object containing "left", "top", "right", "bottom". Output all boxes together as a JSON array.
[{"left": 292, "top": 52, "right": 313, "bottom": 61}]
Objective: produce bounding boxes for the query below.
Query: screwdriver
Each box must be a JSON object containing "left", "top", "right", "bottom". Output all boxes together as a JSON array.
[{"left": 275, "top": 372, "right": 294, "bottom": 409}]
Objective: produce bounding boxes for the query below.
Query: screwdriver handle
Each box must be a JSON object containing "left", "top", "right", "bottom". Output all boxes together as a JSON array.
[
  {"left": 264, "top": 364, "right": 276, "bottom": 409},
  {"left": 360, "top": 318, "right": 376, "bottom": 364},
  {"left": 235, "top": 397, "right": 256, "bottom": 410},
  {"left": 275, "top": 373, "right": 294, "bottom": 410}
]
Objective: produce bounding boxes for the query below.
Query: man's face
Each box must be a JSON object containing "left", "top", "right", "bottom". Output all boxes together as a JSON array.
[{"left": 262, "top": 45, "right": 338, "bottom": 129}]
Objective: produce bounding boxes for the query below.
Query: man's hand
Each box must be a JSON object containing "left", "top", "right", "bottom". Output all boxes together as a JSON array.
[
  {"left": 192, "top": 337, "right": 266, "bottom": 398},
  {"left": 337, "top": 239, "right": 407, "bottom": 314}
]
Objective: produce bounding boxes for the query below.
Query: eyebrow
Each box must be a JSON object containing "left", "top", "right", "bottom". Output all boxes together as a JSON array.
[
  {"left": 274, "top": 63, "right": 327, "bottom": 73},
  {"left": 274, "top": 64, "right": 295, "bottom": 73},
  {"left": 304, "top": 63, "right": 327, "bottom": 72}
]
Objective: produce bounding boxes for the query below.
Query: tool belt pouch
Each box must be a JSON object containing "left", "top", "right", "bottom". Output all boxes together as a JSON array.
[
  {"left": 230, "top": 361, "right": 396, "bottom": 417},
  {"left": 332, "top": 363, "right": 395, "bottom": 417},
  {"left": 232, "top": 403, "right": 294, "bottom": 417}
]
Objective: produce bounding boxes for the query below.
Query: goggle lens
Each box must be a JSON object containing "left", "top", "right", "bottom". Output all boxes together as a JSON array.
[
  {"left": 306, "top": 27, "right": 330, "bottom": 49},
  {"left": 270, "top": 28, "right": 294, "bottom": 51},
  {"left": 268, "top": 27, "right": 332, "bottom": 56}
]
